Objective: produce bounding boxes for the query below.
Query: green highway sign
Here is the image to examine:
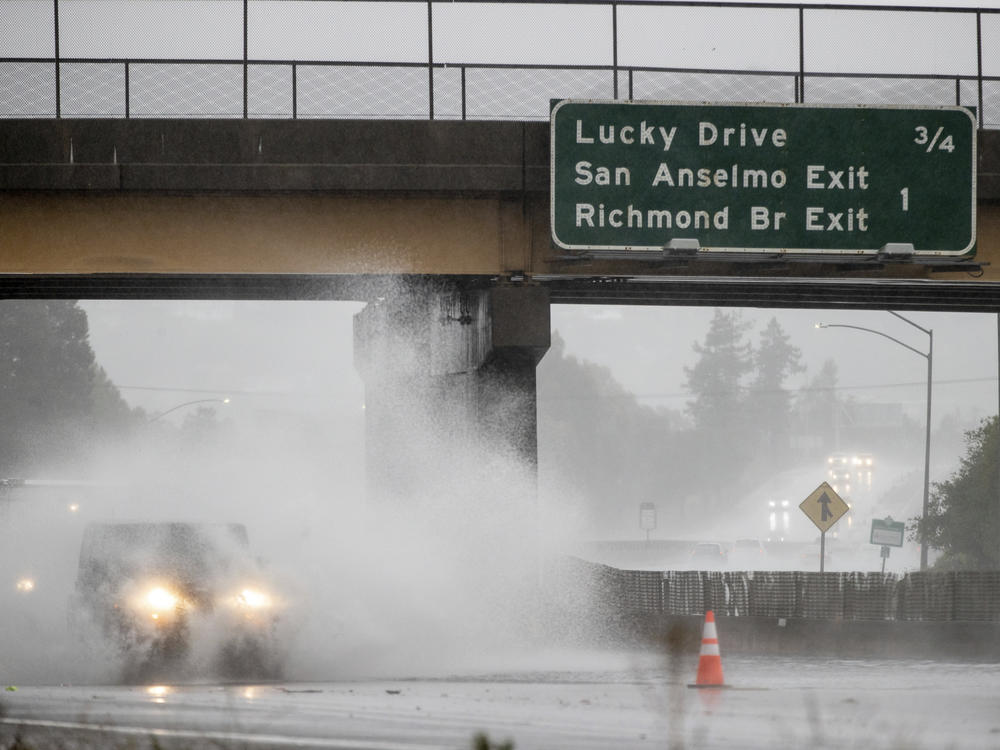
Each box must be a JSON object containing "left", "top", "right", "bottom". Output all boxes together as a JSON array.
[
  {"left": 639, "top": 502, "right": 656, "bottom": 531},
  {"left": 550, "top": 100, "right": 976, "bottom": 257},
  {"left": 870, "top": 517, "right": 905, "bottom": 547}
]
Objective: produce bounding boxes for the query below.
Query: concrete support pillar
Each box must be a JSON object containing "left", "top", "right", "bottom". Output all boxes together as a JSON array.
[{"left": 353, "top": 283, "right": 549, "bottom": 512}]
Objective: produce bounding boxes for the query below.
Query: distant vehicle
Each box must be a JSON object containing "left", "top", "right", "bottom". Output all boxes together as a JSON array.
[
  {"left": 854, "top": 453, "right": 875, "bottom": 469},
  {"left": 69, "top": 521, "right": 284, "bottom": 682},
  {"left": 828, "top": 451, "right": 874, "bottom": 474},
  {"left": 690, "top": 542, "right": 728, "bottom": 569},
  {"left": 827, "top": 452, "right": 852, "bottom": 481},
  {"left": 730, "top": 538, "right": 767, "bottom": 568},
  {"left": 767, "top": 499, "right": 791, "bottom": 537}
]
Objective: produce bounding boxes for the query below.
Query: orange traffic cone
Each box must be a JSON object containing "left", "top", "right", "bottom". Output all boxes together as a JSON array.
[{"left": 689, "top": 610, "right": 726, "bottom": 688}]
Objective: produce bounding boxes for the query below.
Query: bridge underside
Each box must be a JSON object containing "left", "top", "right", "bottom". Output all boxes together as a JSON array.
[
  {"left": 2, "top": 272, "right": 1000, "bottom": 313},
  {"left": 2, "top": 118, "right": 1000, "bottom": 311}
]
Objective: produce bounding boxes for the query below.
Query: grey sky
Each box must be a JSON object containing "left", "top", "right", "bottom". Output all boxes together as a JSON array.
[
  {"left": 81, "top": 300, "right": 366, "bottom": 422},
  {"left": 552, "top": 305, "right": 998, "bottom": 422},
  {"left": 7, "top": 0, "right": 1000, "bottom": 74},
  {"left": 81, "top": 301, "right": 999, "bottom": 435}
]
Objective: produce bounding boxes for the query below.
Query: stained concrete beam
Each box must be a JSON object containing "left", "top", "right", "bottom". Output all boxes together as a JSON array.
[{"left": 0, "top": 119, "right": 548, "bottom": 194}]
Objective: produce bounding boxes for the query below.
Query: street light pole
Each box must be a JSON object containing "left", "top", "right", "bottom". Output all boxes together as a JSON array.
[
  {"left": 889, "top": 312, "right": 933, "bottom": 572},
  {"left": 147, "top": 398, "right": 230, "bottom": 423},
  {"left": 817, "top": 313, "right": 933, "bottom": 570}
]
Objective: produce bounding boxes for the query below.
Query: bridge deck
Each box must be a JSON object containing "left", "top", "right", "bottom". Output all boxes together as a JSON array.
[{"left": 3, "top": 118, "right": 1000, "bottom": 309}]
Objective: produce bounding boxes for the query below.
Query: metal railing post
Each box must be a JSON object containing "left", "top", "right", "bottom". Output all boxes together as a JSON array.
[
  {"left": 612, "top": 0, "right": 619, "bottom": 100},
  {"left": 292, "top": 62, "right": 297, "bottom": 120},
  {"left": 53, "top": 0, "right": 60, "bottom": 117},
  {"left": 798, "top": 6, "right": 805, "bottom": 103},
  {"left": 427, "top": 0, "right": 434, "bottom": 120},
  {"left": 977, "top": 11, "right": 984, "bottom": 129},
  {"left": 243, "top": 0, "right": 249, "bottom": 118},
  {"left": 125, "top": 62, "right": 130, "bottom": 118}
]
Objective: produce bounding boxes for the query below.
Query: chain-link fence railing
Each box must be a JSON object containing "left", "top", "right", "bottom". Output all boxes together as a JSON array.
[
  {"left": 2, "top": 1, "right": 999, "bottom": 126},
  {"left": 602, "top": 564, "right": 1000, "bottom": 622}
]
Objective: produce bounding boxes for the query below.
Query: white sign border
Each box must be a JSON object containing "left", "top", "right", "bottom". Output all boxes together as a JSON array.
[{"left": 549, "top": 99, "right": 978, "bottom": 257}]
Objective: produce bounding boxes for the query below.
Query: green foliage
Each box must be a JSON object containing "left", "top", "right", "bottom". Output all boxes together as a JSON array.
[
  {"left": 747, "top": 317, "right": 805, "bottom": 461},
  {"left": 750, "top": 317, "right": 804, "bottom": 403},
  {"left": 180, "top": 405, "right": 222, "bottom": 443},
  {"left": 794, "top": 358, "right": 842, "bottom": 451},
  {"left": 4, "top": 733, "right": 34, "bottom": 750},
  {"left": 541, "top": 313, "right": 816, "bottom": 526},
  {"left": 683, "top": 309, "right": 753, "bottom": 434},
  {"left": 472, "top": 732, "right": 514, "bottom": 750},
  {"left": 916, "top": 416, "right": 1000, "bottom": 570},
  {"left": 0, "top": 300, "right": 139, "bottom": 475},
  {"left": 681, "top": 310, "right": 756, "bottom": 496},
  {"left": 538, "top": 332, "right": 691, "bottom": 532}
]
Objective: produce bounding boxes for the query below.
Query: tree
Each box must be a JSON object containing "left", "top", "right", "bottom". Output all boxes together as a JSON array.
[
  {"left": 0, "top": 300, "right": 138, "bottom": 475},
  {"left": 682, "top": 309, "right": 754, "bottom": 501},
  {"left": 914, "top": 416, "right": 1000, "bottom": 570},
  {"left": 794, "top": 358, "right": 842, "bottom": 454},
  {"left": 538, "top": 332, "right": 689, "bottom": 537},
  {"left": 180, "top": 405, "right": 223, "bottom": 447},
  {"left": 747, "top": 317, "right": 804, "bottom": 461},
  {"left": 683, "top": 309, "right": 753, "bottom": 434}
]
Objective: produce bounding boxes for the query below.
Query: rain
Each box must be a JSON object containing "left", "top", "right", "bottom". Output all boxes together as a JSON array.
[
  {"left": 1, "top": 299, "right": 999, "bottom": 750},
  {"left": 2, "top": 0, "right": 1000, "bottom": 747}
]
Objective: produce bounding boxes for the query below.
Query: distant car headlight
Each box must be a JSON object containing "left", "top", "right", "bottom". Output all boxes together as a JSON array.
[{"left": 15, "top": 577, "right": 35, "bottom": 593}]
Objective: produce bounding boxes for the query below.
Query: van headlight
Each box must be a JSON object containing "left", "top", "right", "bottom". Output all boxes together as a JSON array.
[
  {"left": 135, "top": 585, "right": 183, "bottom": 622},
  {"left": 234, "top": 588, "right": 272, "bottom": 609},
  {"left": 147, "top": 587, "right": 179, "bottom": 611}
]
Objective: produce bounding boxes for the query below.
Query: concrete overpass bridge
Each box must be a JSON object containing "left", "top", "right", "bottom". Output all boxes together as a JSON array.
[{"left": 5, "top": 0, "right": 1000, "bottom": 505}]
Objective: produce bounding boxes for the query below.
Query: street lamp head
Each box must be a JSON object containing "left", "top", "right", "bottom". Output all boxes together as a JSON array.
[{"left": 815, "top": 323, "right": 827, "bottom": 329}]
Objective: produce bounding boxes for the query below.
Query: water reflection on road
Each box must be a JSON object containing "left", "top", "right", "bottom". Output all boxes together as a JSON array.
[{"left": 2, "top": 653, "right": 999, "bottom": 749}]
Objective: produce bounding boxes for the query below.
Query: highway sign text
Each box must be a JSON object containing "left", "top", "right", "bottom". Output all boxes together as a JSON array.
[{"left": 550, "top": 100, "right": 976, "bottom": 256}]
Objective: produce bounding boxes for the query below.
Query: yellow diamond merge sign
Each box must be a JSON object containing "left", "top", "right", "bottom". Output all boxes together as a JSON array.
[{"left": 799, "top": 482, "right": 850, "bottom": 533}]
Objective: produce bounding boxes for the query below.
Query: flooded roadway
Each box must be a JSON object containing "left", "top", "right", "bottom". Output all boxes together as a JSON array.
[{"left": 2, "top": 653, "right": 999, "bottom": 750}]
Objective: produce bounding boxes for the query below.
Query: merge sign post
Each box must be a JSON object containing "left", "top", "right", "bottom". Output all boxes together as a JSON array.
[
  {"left": 550, "top": 100, "right": 976, "bottom": 257},
  {"left": 799, "top": 482, "right": 850, "bottom": 573},
  {"left": 800, "top": 482, "right": 850, "bottom": 534}
]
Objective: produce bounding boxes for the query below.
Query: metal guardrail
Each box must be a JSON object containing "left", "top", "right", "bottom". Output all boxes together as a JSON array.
[{"left": 1, "top": 1, "right": 999, "bottom": 126}]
